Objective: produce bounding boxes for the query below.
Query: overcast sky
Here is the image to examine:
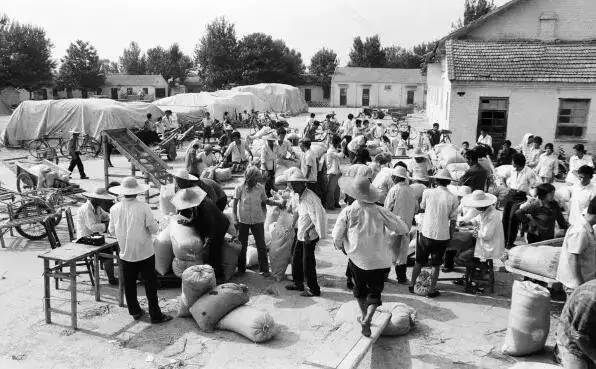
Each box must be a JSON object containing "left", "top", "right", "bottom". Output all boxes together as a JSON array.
[{"left": 3, "top": 0, "right": 509, "bottom": 68}]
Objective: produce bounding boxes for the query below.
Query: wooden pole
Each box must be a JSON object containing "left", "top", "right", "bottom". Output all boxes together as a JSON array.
[
  {"left": 103, "top": 133, "right": 109, "bottom": 190},
  {"left": 94, "top": 254, "right": 100, "bottom": 302},
  {"left": 70, "top": 264, "right": 77, "bottom": 330},
  {"left": 43, "top": 259, "right": 51, "bottom": 324}
]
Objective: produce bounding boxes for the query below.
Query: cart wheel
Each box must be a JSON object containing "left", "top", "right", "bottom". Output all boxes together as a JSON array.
[
  {"left": 166, "top": 143, "right": 177, "bottom": 161},
  {"left": 16, "top": 173, "right": 36, "bottom": 193},
  {"left": 13, "top": 201, "right": 61, "bottom": 240},
  {"left": 28, "top": 140, "right": 50, "bottom": 159},
  {"left": 60, "top": 139, "right": 72, "bottom": 159}
]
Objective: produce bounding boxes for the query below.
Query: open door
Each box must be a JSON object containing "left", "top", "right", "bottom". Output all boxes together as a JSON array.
[{"left": 477, "top": 97, "right": 508, "bottom": 152}]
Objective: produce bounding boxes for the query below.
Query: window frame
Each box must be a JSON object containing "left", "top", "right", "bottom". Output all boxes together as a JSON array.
[{"left": 556, "top": 98, "right": 591, "bottom": 139}]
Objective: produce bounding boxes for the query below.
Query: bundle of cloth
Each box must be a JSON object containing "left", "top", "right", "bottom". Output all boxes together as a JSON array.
[{"left": 28, "top": 163, "right": 70, "bottom": 189}]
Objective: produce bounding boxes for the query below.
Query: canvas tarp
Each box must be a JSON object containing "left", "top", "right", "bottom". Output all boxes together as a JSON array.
[
  {"left": 153, "top": 91, "right": 268, "bottom": 121},
  {"left": 231, "top": 83, "right": 308, "bottom": 115},
  {"left": 1, "top": 99, "right": 163, "bottom": 145}
]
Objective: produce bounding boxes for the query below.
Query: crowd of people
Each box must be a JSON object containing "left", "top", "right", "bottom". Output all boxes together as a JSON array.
[{"left": 73, "top": 110, "right": 595, "bottom": 364}]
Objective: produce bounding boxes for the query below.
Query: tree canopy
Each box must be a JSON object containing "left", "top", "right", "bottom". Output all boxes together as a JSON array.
[
  {"left": 452, "top": 0, "right": 495, "bottom": 29},
  {"left": 194, "top": 17, "right": 239, "bottom": 90},
  {"left": 348, "top": 35, "right": 387, "bottom": 68},
  {"left": 309, "top": 48, "right": 338, "bottom": 97},
  {"left": 0, "top": 15, "right": 55, "bottom": 91},
  {"left": 56, "top": 40, "right": 105, "bottom": 90},
  {"left": 119, "top": 41, "right": 147, "bottom": 75}
]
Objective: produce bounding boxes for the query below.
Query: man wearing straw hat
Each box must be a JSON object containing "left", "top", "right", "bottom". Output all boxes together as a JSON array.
[
  {"left": 77, "top": 187, "right": 118, "bottom": 285},
  {"left": 409, "top": 147, "right": 433, "bottom": 177},
  {"left": 169, "top": 168, "right": 227, "bottom": 211},
  {"left": 384, "top": 166, "right": 418, "bottom": 284},
  {"left": 171, "top": 186, "right": 230, "bottom": 283},
  {"left": 283, "top": 168, "right": 327, "bottom": 297},
  {"left": 410, "top": 169, "right": 459, "bottom": 298},
  {"left": 109, "top": 177, "right": 172, "bottom": 324},
  {"left": 261, "top": 132, "right": 278, "bottom": 197},
  {"left": 67, "top": 128, "right": 88, "bottom": 179},
  {"left": 333, "top": 176, "right": 409, "bottom": 337},
  {"left": 460, "top": 190, "right": 504, "bottom": 263}
]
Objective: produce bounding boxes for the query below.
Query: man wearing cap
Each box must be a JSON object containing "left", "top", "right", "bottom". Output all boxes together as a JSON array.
[
  {"left": 172, "top": 187, "right": 230, "bottom": 283},
  {"left": 333, "top": 176, "right": 409, "bottom": 336},
  {"left": 67, "top": 129, "right": 88, "bottom": 179},
  {"left": 261, "top": 133, "right": 277, "bottom": 197},
  {"left": 410, "top": 169, "right": 459, "bottom": 298},
  {"left": 77, "top": 187, "right": 117, "bottom": 285},
  {"left": 459, "top": 149, "right": 489, "bottom": 191},
  {"left": 384, "top": 166, "right": 418, "bottom": 284},
  {"left": 109, "top": 177, "right": 172, "bottom": 324},
  {"left": 284, "top": 168, "right": 327, "bottom": 297}
]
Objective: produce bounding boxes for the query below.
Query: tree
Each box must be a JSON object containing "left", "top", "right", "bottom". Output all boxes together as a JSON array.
[
  {"left": 99, "top": 59, "right": 119, "bottom": 74},
  {"left": 348, "top": 35, "right": 386, "bottom": 68},
  {"left": 383, "top": 46, "right": 419, "bottom": 68},
  {"left": 309, "top": 48, "right": 338, "bottom": 98},
  {"left": 56, "top": 40, "right": 105, "bottom": 90},
  {"left": 0, "top": 16, "right": 55, "bottom": 92},
  {"left": 236, "top": 33, "right": 304, "bottom": 85},
  {"left": 119, "top": 41, "right": 146, "bottom": 74},
  {"left": 146, "top": 46, "right": 169, "bottom": 77},
  {"left": 166, "top": 43, "right": 193, "bottom": 85},
  {"left": 452, "top": 0, "right": 495, "bottom": 29},
  {"left": 194, "top": 17, "right": 238, "bottom": 90}
]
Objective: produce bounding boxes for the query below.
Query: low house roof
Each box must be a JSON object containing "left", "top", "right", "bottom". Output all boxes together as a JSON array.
[
  {"left": 332, "top": 67, "right": 425, "bottom": 85},
  {"left": 104, "top": 74, "right": 167, "bottom": 87},
  {"left": 446, "top": 39, "right": 596, "bottom": 83}
]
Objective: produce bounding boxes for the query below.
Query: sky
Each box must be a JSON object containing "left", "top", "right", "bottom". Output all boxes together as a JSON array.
[{"left": 3, "top": 0, "right": 509, "bottom": 68}]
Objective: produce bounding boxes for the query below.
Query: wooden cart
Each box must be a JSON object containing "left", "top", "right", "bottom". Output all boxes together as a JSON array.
[{"left": 13, "top": 159, "right": 85, "bottom": 196}]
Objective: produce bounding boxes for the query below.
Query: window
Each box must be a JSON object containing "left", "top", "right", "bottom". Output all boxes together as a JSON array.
[
  {"left": 384, "top": 85, "right": 392, "bottom": 91},
  {"left": 142, "top": 88, "right": 149, "bottom": 95},
  {"left": 556, "top": 99, "right": 590, "bottom": 138},
  {"left": 126, "top": 88, "right": 133, "bottom": 95}
]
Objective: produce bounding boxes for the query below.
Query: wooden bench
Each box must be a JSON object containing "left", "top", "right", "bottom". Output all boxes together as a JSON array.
[{"left": 302, "top": 311, "right": 391, "bottom": 369}]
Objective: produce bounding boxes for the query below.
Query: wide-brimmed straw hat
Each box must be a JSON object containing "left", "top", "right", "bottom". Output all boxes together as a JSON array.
[
  {"left": 411, "top": 169, "right": 429, "bottom": 182},
  {"left": 285, "top": 167, "right": 308, "bottom": 182},
  {"left": 109, "top": 176, "right": 149, "bottom": 195},
  {"left": 168, "top": 168, "right": 198, "bottom": 181},
  {"left": 345, "top": 164, "right": 374, "bottom": 179},
  {"left": 409, "top": 147, "right": 428, "bottom": 159},
  {"left": 461, "top": 190, "right": 497, "bottom": 208},
  {"left": 338, "top": 176, "right": 381, "bottom": 204},
  {"left": 83, "top": 187, "right": 115, "bottom": 201},
  {"left": 392, "top": 166, "right": 409, "bottom": 179},
  {"left": 430, "top": 169, "right": 453, "bottom": 181},
  {"left": 171, "top": 187, "right": 207, "bottom": 211}
]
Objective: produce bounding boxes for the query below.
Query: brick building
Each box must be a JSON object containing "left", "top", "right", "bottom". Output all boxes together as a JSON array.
[{"left": 427, "top": 0, "right": 596, "bottom": 153}]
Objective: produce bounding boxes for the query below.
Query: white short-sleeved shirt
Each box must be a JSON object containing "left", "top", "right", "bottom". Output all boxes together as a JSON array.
[
  {"left": 300, "top": 149, "right": 318, "bottom": 182},
  {"left": 505, "top": 166, "right": 539, "bottom": 193},
  {"left": 420, "top": 187, "right": 459, "bottom": 241},
  {"left": 556, "top": 218, "right": 596, "bottom": 289},
  {"left": 109, "top": 198, "right": 158, "bottom": 262},
  {"left": 569, "top": 183, "right": 596, "bottom": 225}
]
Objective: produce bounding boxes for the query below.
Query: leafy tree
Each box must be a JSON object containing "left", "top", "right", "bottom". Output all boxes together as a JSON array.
[
  {"left": 237, "top": 33, "right": 304, "bottom": 85},
  {"left": 146, "top": 46, "right": 169, "bottom": 76},
  {"left": 452, "top": 0, "right": 495, "bottom": 30},
  {"left": 194, "top": 17, "right": 238, "bottom": 90},
  {"left": 348, "top": 35, "right": 386, "bottom": 68},
  {"left": 0, "top": 15, "right": 55, "bottom": 92},
  {"left": 56, "top": 40, "right": 105, "bottom": 90},
  {"left": 383, "top": 46, "right": 419, "bottom": 68},
  {"left": 309, "top": 48, "right": 338, "bottom": 98},
  {"left": 119, "top": 41, "right": 146, "bottom": 74},
  {"left": 99, "top": 59, "right": 119, "bottom": 74},
  {"left": 166, "top": 43, "right": 193, "bottom": 85}
]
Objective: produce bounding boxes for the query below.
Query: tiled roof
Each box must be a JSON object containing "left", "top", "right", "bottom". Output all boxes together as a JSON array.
[
  {"left": 332, "top": 67, "right": 424, "bottom": 84},
  {"left": 104, "top": 74, "right": 168, "bottom": 87},
  {"left": 446, "top": 40, "right": 596, "bottom": 83}
]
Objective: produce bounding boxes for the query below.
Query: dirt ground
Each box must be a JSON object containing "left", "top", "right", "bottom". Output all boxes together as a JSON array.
[{"left": 0, "top": 109, "right": 564, "bottom": 369}]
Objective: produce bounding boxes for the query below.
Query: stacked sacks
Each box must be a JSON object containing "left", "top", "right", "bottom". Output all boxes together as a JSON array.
[
  {"left": 216, "top": 306, "right": 278, "bottom": 343},
  {"left": 178, "top": 265, "right": 216, "bottom": 317},
  {"left": 215, "top": 167, "right": 232, "bottom": 182},
  {"left": 221, "top": 238, "right": 242, "bottom": 281},
  {"left": 170, "top": 217, "right": 206, "bottom": 277},
  {"left": 154, "top": 227, "right": 174, "bottom": 276},
  {"left": 190, "top": 283, "right": 250, "bottom": 332},
  {"left": 268, "top": 210, "right": 295, "bottom": 281},
  {"left": 335, "top": 301, "right": 416, "bottom": 336},
  {"left": 506, "top": 245, "right": 561, "bottom": 280},
  {"left": 159, "top": 184, "right": 176, "bottom": 216}
]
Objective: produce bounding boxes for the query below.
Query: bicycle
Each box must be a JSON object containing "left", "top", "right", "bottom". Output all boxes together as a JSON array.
[
  {"left": 27, "top": 131, "right": 69, "bottom": 160},
  {"left": 387, "top": 122, "right": 418, "bottom": 141}
]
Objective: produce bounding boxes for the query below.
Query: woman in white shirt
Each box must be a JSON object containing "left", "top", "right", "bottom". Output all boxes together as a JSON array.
[
  {"left": 477, "top": 129, "right": 492, "bottom": 148},
  {"left": 460, "top": 191, "right": 505, "bottom": 262},
  {"left": 566, "top": 143, "right": 594, "bottom": 185},
  {"left": 535, "top": 143, "right": 558, "bottom": 183}
]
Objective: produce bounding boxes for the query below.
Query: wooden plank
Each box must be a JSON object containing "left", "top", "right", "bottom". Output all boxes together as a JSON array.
[
  {"left": 70, "top": 264, "right": 77, "bottom": 330},
  {"left": 504, "top": 264, "right": 557, "bottom": 285},
  {"left": 38, "top": 239, "right": 118, "bottom": 263},
  {"left": 303, "top": 311, "right": 391, "bottom": 369},
  {"left": 337, "top": 312, "right": 391, "bottom": 369}
]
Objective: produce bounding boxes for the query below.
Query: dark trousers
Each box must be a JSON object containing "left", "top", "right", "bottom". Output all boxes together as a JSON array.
[
  {"left": 237, "top": 222, "right": 269, "bottom": 273},
  {"left": 292, "top": 237, "right": 320, "bottom": 294},
  {"left": 502, "top": 190, "right": 527, "bottom": 248},
  {"left": 325, "top": 173, "right": 341, "bottom": 209},
  {"left": 105, "top": 142, "right": 113, "bottom": 165},
  {"left": 216, "top": 196, "right": 227, "bottom": 212},
  {"left": 265, "top": 169, "right": 275, "bottom": 197},
  {"left": 121, "top": 255, "right": 162, "bottom": 320},
  {"left": 207, "top": 232, "right": 226, "bottom": 279},
  {"left": 68, "top": 152, "right": 86, "bottom": 177}
]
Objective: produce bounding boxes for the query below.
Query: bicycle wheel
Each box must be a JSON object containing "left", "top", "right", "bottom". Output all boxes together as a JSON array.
[
  {"left": 387, "top": 124, "right": 399, "bottom": 137},
  {"left": 83, "top": 138, "right": 102, "bottom": 157},
  {"left": 60, "top": 139, "right": 72, "bottom": 159},
  {"left": 409, "top": 127, "right": 418, "bottom": 140},
  {"left": 13, "top": 201, "right": 60, "bottom": 240},
  {"left": 28, "top": 140, "right": 50, "bottom": 159}
]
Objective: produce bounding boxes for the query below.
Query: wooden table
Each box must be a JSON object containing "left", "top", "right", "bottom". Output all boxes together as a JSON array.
[{"left": 38, "top": 237, "right": 124, "bottom": 329}]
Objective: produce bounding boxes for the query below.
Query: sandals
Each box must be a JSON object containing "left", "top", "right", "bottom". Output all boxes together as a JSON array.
[{"left": 357, "top": 317, "right": 372, "bottom": 337}]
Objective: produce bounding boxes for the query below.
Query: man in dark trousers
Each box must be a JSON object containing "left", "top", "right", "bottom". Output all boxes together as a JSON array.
[
  {"left": 171, "top": 187, "right": 230, "bottom": 283},
  {"left": 68, "top": 129, "right": 88, "bottom": 179}
]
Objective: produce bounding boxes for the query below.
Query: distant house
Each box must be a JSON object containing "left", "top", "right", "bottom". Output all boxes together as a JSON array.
[
  {"left": 183, "top": 76, "right": 203, "bottom": 93},
  {"left": 427, "top": 0, "right": 596, "bottom": 152},
  {"left": 100, "top": 74, "right": 168, "bottom": 100},
  {"left": 330, "top": 67, "right": 426, "bottom": 108},
  {"left": 297, "top": 74, "right": 328, "bottom": 107}
]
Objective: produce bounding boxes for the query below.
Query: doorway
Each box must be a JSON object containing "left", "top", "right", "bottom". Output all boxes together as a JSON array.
[
  {"left": 407, "top": 90, "right": 415, "bottom": 105},
  {"left": 362, "top": 88, "right": 370, "bottom": 106},
  {"left": 304, "top": 88, "right": 311, "bottom": 102},
  {"left": 477, "top": 97, "right": 509, "bottom": 151},
  {"left": 111, "top": 88, "right": 118, "bottom": 99},
  {"left": 339, "top": 87, "right": 347, "bottom": 106}
]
